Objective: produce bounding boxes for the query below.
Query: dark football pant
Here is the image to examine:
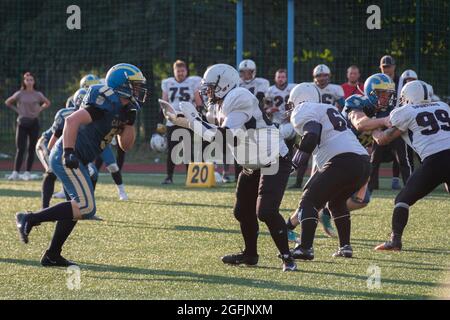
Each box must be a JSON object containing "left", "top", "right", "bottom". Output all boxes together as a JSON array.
[
  {"left": 233, "top": 156, "right": 291, "bottom": 256},
  {"left": 392, "top": 149, "right": 450, "bottom": 237},
  {"left": 298, "top": 153, "right": 371, "bottom": 249},
  {"left": 369, "top": 137, "right": 413, "bottom": 191}
]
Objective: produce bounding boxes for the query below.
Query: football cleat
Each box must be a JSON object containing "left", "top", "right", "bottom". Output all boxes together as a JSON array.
[
  {"left": 7, "top": 171, "right": 19, "bottom": 181},
  {"left": 20, "top": 171, "right": 31, "bottom": 181},
  {"left": 221, "top": 252, "right": 259, "bottom": 266},
  {"left": 161, "top": 177, "right": 173, "bottom": 185},
  {"left": 278, "top": 253, "right": 298, "bottom": 272},
  {"left": 332, "top": 244, "right": 353, "bottom": 258},
  {"left": 40, "top": 250, "right": 78, "bottom": 267},
  {"left": 391, "top": 177, "right": 401, "bottom": 190},
  {"left": 291, "top": 244, "right": 314, "bottom": 260},
  {"left": 117, "top": 185, "right": 129, "bottom": 201},
  {"left": 374, "top": 235, "right": 402, "bottom": 251},
  {"left": 221, "top": 175, "right": 231, "bottom": 184},
  {"left": 319, "top": 210, "right": 337, "bottom": 238},
  {"left": 15, "top": 212, "right": 35, "bottom": 244}
]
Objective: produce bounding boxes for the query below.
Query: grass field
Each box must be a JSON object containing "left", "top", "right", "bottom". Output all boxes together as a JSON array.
[{"left": 0, "top": 172, "right": 449, "bottom": 300}]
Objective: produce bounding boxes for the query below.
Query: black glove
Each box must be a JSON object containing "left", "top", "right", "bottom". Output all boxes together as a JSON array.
[
  {"left": 63, "top": 148, "right": 79, "bottom": 169},
  {"left": 119, "top": 104, "right": 137, "bottom": 126}
]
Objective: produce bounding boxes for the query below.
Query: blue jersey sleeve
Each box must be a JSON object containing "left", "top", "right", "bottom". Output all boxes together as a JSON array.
[
  {"left": 344, "top": 95, "right": 375, "bottom": 118},
  {"left": 83, "top": 85, "right": 119, "bottom": 113}
]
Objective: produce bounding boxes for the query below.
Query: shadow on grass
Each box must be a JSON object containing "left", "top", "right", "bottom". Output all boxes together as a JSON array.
[
  {"left": 0, "top": 258, "right": 438, "bottom": 299},
  {"left": 0, "top": 188, "right": 41, "bottom": 198}
]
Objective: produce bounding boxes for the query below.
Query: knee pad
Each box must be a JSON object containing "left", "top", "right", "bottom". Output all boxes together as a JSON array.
[
  {"left": 88, "top": 163, "right": 99, "bottom": 181},
  {"left": 106, "top": 163, "right": 119, "bottom": 173}
]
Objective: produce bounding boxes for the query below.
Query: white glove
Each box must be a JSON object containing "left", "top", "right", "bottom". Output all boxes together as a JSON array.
[{"left": 179, "top": 101, "right": 200, "bottom": 123}]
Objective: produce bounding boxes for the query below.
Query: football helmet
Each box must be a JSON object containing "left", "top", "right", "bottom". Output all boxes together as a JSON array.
[
  {"left": 238, "top": 59, "right": 256, "bottom": 83},
  {"left": 313, "top": 64, "right": 331, "bottom": 88},
  {"left": 72, "top": 88, "right": 87, "bottom": 110},
  {"left": 106, "top": 63, "right": 147, "bottom": 108},
  {"left": 288, "top": 82, "right": 321, "bottom": 107},
  {"left": 400, "top": 80, "right": 432, "bottom": 105},
  {"left": 401, "top": 69, "right": 418, "bottom": 82},
  {"left": 80, "top": 74, "right": 100, "bottom": 89},
  {"left": 364, "top": 73, "right": 395, "bottom": 107},
  {"left": 200, "top": 64, "right": 239, "bottom": 103}
]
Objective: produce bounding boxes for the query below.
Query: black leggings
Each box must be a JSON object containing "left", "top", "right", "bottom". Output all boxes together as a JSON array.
[{"left": 15, "top": 119, "right": 40, "bottom": 172}]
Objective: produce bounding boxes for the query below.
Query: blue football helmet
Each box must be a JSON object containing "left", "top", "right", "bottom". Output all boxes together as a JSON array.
[
  {"left": 80, "top": 74, "right": 100, "bottom": 89},
  {"left": 364, "top": 73, "right": 395, "bottom": 107},
  {"left": 105, "top": 63, "right": 147, "bottom": 108},
  {"left": 72, "top": 88, "right": 87, "bottom": 110}
]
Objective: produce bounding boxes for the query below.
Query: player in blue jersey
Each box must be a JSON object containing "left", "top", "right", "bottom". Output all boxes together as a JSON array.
[
  {"left": 346, "top": 74, "right": 413, "bottom": 191},
  {"left": 15, "top": 63, "right": 146, "bottom": 266},
  {"left": 36, "top": 88, "right": 87, "bottom": 208}
]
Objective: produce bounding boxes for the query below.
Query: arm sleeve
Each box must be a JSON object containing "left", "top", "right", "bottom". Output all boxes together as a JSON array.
[{"left": 222, "top": 111, "right": 250, "bottom": 129}]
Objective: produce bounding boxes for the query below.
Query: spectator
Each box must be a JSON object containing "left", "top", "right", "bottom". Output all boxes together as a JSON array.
[
  {"left": 5, "top": 72, "right": 50, "bottom": 181},
  {"left": 341, "top": 65, "right": 364, "bottom": 98}
]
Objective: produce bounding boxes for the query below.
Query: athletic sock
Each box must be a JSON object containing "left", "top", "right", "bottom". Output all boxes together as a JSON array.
[
  {"left": 48, "top": 219, "right": 78, "bottom": 255},
  {"left": 392, "top": 204, "right": 409, "bottom": 239},
  {"left": 265, "top": 214, "right": 290, "bottom": 255},
  {"left": 240, "top": 221, "right": 259, "bottom": 257},
  {"left": 28, "top": 201, "right": 74, "bottom": 224},
  {"left": 334, "top": 213, "right": 351, "bottom": 247},
  {"left": 42, "top": 173, "right": 56, "bottom": 209},
  {"left": 111, "top": 171, "right": 123, "bottom": 185}
]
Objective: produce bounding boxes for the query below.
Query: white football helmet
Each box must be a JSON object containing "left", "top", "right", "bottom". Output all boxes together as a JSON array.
[
  {"left": 313, "top": 64, "right": 331, "bottom": 77},
  {"left": 288, "top": 82, "right": 321, "bottom": 106},
  {"left": 400, "top": 80, "right": 432, "bottom": 105},
  {"left": 401, "top": 69, "right": 418, "bottom": 81},
  {"left": 150, "top": 133, "right": 167, "bottom": 153},
  {"left": 200, "top": 64, "right": 239, "bottom": 102},
  {"left": 238, "top": 59, "right": 256, "bottom": 83}
]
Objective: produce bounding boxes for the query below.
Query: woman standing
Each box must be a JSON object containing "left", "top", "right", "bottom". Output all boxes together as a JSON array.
[{"left": 5, "top": 72, "right": 50, "bottom": 180}]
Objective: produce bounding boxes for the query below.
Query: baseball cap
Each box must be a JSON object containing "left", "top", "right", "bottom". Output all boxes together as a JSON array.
[{"left": 380, "top": 55, "right": 396, "bottom": 67}]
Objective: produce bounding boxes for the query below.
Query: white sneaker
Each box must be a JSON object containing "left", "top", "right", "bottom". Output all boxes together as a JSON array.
[
  {"left": 53, "top": 190, "right": 66, "bottom": 199},
  {"left": 20, "top": 171, "right": 31, "bottom": 181},
  {"left": 7, "top": 171, "right": 19, "bottom": 181},
  {"left": 117, "top": 185, "right": 128, "bottom": 201}
]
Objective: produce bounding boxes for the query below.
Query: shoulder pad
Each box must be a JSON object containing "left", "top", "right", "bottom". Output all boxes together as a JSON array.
[
  {"left": 84, "top": 84, "right": 119, "bottom": 109},
  {"left": 222, "top": 87, "right": 257, "bottom": 117}
]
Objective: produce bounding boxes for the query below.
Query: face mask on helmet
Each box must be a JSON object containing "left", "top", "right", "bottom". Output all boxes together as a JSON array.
[
  {"left": 373, "top": 89, "right": 394, "bottom": 109},
  {"left": 314, "top": 73, "right": 330, "bottom": 88}
]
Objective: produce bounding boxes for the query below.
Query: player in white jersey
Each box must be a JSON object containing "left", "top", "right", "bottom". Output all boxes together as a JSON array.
[
  {"left": 161, "top": 64, "right": 297, "bottom": 271},
  {"left": 372, "top": 80, "right": 450, "bottom": 251},
  {"left": 286, "top": 83, "right": 370, "bottom": 259},
  {"left": 293, "top": 64, "right": 345, "bottom": 189},
  {"left": 238, "top": 59, "right": 270, "bottom": 107},
  {"left": 264, "top": 69, "right": 297, "bottom": 125},
  {"left": 397, "top": 70, "right": 440, "bottom": 107},
  {"left": 160, "top": 60, "right": 203, "bottom": 184},
  {"left": 312, "top": 64, "right": 345, "bottom": 109}
]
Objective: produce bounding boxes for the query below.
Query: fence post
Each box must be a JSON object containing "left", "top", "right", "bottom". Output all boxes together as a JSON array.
[
  {"left": 236, "top": 0, "right": 243, "bottom": 68},
  {"left": 415, "top": 0, "right": 421, "bottom": 76},
  {"left": 287, "top": 0, "right": 294, "bottom": 83}
]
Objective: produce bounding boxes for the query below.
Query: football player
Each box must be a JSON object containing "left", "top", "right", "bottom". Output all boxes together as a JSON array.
[
  {"left": 164, "top": 64, "right": 296, "bottom": 271},
  {"left": 66, "top": 74, "right": 100, "bottom": 109},
  {"left": 312, "top": 64, "right": 345, "bottom": 109},
  {"left": 372, "top": 80, "right": 450, "bottom": 251},
  {"left": 287, "top": 83, "right": 371, "bottom": 259},
  {"left": 397, "top": 69, "right": 440, "bottom": 106},
  {"left": 15, "top": 63, "right": 145, "bottom": 266},
  {"left": 292, "top": 64, "right": 345, "bottom": 189},
  {"left": 160, "top": 60, "right": 203, "bottom": 185},
  {"left": 286, "top": 75, "right": 392, "bottom": 243},
  {"left": 238, "top": 59, "right": 270, "bottom": 108},
  {"left": 36, "top": 88, "right": 87, "bottom": 209},
  {"left": 356, "top": 73, "right": 414, "bottom": 192},
  {"left": 264, "top": 69, "right": 297, "bottom": 152}
]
